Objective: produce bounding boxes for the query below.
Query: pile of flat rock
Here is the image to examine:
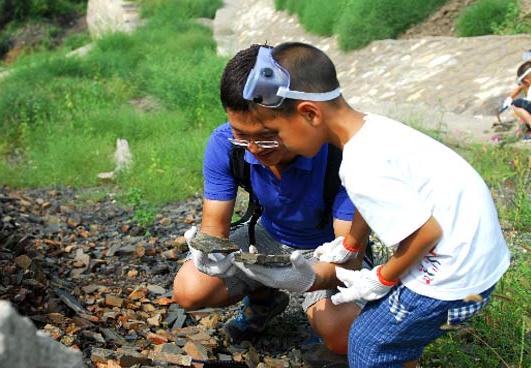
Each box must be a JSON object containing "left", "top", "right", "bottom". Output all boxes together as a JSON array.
[{"left": 0, "top": 186, "right": 326, "bottom": 367}]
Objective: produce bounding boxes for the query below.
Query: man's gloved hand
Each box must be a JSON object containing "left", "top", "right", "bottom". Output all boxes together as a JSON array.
[
  {"left": 185, "top": 226, "right": 237, "bottom": 278},
  {"left": 232, "top": 251, "right": 316, "bottom": 292},
  {"left": 331, "top": 266, "right": 397, "bottom": 305},
  {"left": 313, "top": 236, "right": 360, "bottom": 264}
]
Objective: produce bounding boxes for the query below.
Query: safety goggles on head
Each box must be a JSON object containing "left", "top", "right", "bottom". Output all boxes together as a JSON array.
[
  {"left": 243, "top": 47, "right": 342, "bottom": 108},
  {"left": 228, "top": 137, "right": 280, "bottom": 149}
]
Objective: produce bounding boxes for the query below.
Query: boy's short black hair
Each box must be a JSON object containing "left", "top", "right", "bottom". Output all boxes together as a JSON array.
[
  {"left": 272, "top": 42, "right": 341, "bottom": 114},
  {"left": 220, "top": 44, "right": 269, "bottom": 112},
  {"left": 220, "top": 42, "right": 341, "bottom": 114}
]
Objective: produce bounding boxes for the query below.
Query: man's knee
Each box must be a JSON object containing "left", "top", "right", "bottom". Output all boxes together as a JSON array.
[
  {"left": 171, "top": 261, "right": 226, "bottom": 310},
  {"left": 306, "top": 299, "right": 360, "bottom": 355}
]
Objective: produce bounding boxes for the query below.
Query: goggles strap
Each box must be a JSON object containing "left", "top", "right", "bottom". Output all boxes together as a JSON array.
[
  {"left": 517, "top": 68, "right": 531, "bottom": 84},
  {"left": 277, "top": 87, "right": 341, "bottom": 101}
]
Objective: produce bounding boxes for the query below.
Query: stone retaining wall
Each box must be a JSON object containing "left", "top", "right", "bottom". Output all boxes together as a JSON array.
[{"left": 87, "top": 0, "right": 141, "bottom": 39}]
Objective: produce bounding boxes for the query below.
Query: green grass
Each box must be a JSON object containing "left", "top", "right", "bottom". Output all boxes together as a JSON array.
[
  {"left": 0, "top": 0, "right": 226, "bottom": 205},
  {"left": 401, "top": 121, "right": 531, "bottom": 367},
  {"left": 275, "top": 0, "right": 448, "bottom": 50},
  {"left": 455, "top": 0, "right": 520, "bottom": 37},
  {"left": 423, "top": 259, "right": 530, "bottom": 367}
]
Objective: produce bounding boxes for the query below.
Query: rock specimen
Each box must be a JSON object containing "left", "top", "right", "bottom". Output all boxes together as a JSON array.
[{"left": 191, "top": 232, "right": 240, "bottom": 254}]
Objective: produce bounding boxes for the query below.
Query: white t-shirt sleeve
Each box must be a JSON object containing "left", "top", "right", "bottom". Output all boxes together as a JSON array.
[{"left": 342, "top": 157, "right": 432, "bottom": 246}]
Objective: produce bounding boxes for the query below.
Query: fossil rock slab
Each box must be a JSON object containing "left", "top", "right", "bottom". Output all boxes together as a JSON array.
[
  {"left": 234, "top": 252, "right": 291, "bottom": 266},
  {"left": 191, "top": 233, "right": 240, "bottom": 254}
]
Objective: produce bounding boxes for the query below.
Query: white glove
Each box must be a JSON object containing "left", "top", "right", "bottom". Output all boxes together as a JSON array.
[
  {"left": 232, "top": 250, "right": 316, "bottom": 292},
  {"left": 313, "top": 236, "right": 360, "bottom": 264},
  {"left": 185, "top": 226, "right": 237, "bottom": 278},
  {"left": 501, "top": 97, "right": 513, "bottom": 110},
  {"left": 331, "top": 266, "right": 396, "bottom": 305}
]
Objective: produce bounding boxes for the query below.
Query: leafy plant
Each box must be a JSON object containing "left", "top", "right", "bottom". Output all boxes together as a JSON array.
[
  {"left": 278, "top": 0, "right": 448, "bottom": 50},
  {"left": 455, "top": 0, "right": 518, "bottom": 37},
  {"left": 492, "top": 1, "right": 531, "bottom": 35}
]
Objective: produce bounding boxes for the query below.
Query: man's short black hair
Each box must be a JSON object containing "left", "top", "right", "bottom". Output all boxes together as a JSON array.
[{"left": 220, "top": 44, "right": 269, "bottom": 112}]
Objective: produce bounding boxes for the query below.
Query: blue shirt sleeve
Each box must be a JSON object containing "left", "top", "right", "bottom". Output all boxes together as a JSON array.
[
  {"left": 332, "top": 186, "right": 355, "bottom": 221},
  {"left": 203, "top": 124, "right": 237, "bottom": 201}
]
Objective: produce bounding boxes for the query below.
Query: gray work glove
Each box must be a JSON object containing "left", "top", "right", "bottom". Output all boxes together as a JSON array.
[
  {"left": 185, "top": 226, "right": 237, "bottom": 278},
  {"left": 232, "top": 250, "right": 316, "bottom": 292},
  {"left": 313, "top": 236, "right": 360, "bottom": 264}
]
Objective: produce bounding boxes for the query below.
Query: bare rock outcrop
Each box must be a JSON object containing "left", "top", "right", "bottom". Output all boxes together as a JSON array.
[
  {"left": 0, "top": 301, "right": 84, "bottom": 368},
  {"left": 87, "top": 0, "right": 141, "bottom": 39}
]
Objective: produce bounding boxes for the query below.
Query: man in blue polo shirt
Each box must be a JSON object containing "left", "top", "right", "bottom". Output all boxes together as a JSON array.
[{"left": 172, "top": 45, "right": 368, "bottom": 354}]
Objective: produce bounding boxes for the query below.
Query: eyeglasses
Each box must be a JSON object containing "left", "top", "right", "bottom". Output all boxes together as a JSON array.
[{"left": 228, "top": 137, "right": 280, "bottom": 149}]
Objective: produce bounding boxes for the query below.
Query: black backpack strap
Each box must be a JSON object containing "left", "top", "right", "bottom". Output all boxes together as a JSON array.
[
  {"left": 229, "top": 146, "right": 262, "bottom": 245},
  {"left": 318, "top": 144, "right": 343, "bottom": 228},
  {"left": 318, "top": 144, "right": 374, "bottom": 267}
]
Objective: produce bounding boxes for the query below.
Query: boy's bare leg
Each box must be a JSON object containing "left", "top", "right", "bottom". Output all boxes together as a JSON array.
[
  {"left": 404, "top": 361, "right": 418, "bottom": 368},
  {"left": 513, "top": 107, "right": 531, "bottom": 132},
  {"left": 306, "top": 298, "right": 361, "bottom": 354}
]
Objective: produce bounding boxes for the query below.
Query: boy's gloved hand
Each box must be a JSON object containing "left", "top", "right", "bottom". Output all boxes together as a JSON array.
[
  {"left": 232, "top": 251, "right": 316, "bottom": 292},
  {"left": 313, "top": 236, "right": 360, "bottom": 264},
  {"left": 331, "top": 266, "right": 396, "bottom": 305},
  {"left": 501, "top": 97, "right": 513, "bottom": 111},
  {"left": 185, "top": 226, "right": 237, "bottom": 278}
]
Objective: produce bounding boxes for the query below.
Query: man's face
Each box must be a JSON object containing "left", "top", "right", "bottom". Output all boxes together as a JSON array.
[
  {"left": 227, "top": 109, "right": 290, "bottom": 166},
  {"left": 251, "top": 106, "right": 324, "bottom": 158}
]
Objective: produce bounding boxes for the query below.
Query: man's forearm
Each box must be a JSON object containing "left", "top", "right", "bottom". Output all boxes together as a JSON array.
[{"left": 309, "top": 254, "right": 365, "bottom": 291}]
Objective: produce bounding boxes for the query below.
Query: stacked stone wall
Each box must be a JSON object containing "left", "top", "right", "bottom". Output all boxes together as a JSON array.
[{"left": 87, "top": 0, "right": 140, "bottom": 38}]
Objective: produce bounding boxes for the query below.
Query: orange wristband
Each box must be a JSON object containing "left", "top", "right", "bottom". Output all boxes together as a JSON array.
[
  {"left": 342, "top": 238, "right": 361, "bottom": 253},
  {"left": 376, "top": 266, "right": 399, "bottom": 286}
]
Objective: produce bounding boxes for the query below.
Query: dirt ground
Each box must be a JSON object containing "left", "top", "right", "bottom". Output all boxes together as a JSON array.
[{"left": 400, "top": 0, "right": 475, "bottom": 38}]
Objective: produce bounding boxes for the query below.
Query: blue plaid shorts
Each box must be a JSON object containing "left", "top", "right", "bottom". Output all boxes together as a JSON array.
[{"left": 348, "top": 284, "right": 494, "bottom": 367}]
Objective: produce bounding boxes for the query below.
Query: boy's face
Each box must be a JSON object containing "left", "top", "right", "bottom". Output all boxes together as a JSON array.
[
  {"left": 227, "top": 109, "right": 291, "bottom": 166},
  {"left": 251, "top": 106, "right": 325, "bottom": 158}
]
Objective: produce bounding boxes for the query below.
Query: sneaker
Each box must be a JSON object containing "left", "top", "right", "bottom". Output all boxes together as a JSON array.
[{"left": 223, "top": 290, "right": 289, "bottom": 342}]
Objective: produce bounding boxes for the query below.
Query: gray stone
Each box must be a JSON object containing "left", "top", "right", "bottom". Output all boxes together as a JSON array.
[
  {"left": 191, "top": 232, "right": 240, "bottom": 254},
  {"left": 87, "top": 0, "right": 141, "bottom": 39},
  {"left": 0, "top": 300, "right": 84, "bottom": 368},
  {"left": 233, "top": 252, "right": 291, "bottom": 266}
]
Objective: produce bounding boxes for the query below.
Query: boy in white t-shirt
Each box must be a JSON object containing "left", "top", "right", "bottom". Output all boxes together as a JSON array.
[{"left": 236, "top": 42, "right": 510, "bottom": 367}]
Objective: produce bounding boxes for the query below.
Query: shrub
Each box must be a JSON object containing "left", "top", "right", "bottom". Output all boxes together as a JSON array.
[
  {"left": 300, "top": 0, "right": 346, "bottom": 36},
  {"left": 336, "top": 0, "right": 447, "bottom": 50},
  {"left": 455, "top": 0, "right": 517, "bottom": 37},
  {"left": 276, "top": 0, "right": 448, "bottom": 50},
  {"left": 492, "top": 0, "right": 531, "bottom": 35},
  {"left": 0, "top": 0, "right": 85, "bottom": 27},
  {"left": 175, "top": 0, "right": 223, "bottom": 19}
]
